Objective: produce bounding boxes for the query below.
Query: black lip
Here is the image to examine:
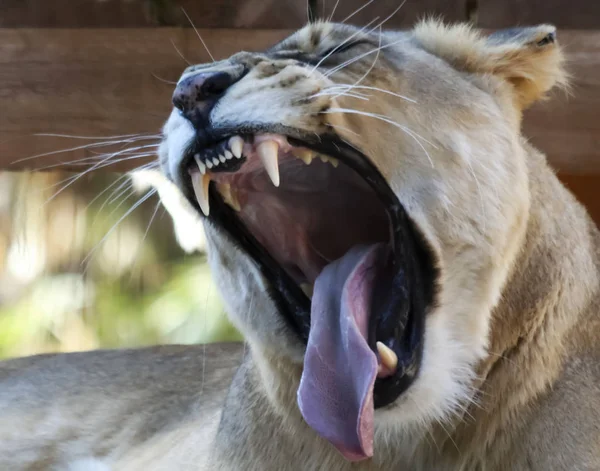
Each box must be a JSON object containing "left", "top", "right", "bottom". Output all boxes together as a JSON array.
[{"left": 179, "top": 126, "right": 438, "bottom": 409}]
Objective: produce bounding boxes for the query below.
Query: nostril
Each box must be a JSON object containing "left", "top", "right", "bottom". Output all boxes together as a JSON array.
[{"left": 201, "top": 72, "right": 235, "bottom": 98}]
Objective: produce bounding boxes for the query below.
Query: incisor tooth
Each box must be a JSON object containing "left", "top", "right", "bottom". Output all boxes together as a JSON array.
[
  {"left": 219, "top": 154, "right": 226, "bottom": 163},
  {"left": 300, "top": 283, "right": 314, "bottom": 299},
  {"left": 294, "top": 148, "right": 314, "bottom": 165},
  {"left": 257, "top": 140, "right": 280, "bottom": 187},
  {"left": 224, "top": 150, "right": 233, "bottom": 160},
  {"left": 216, "top": 182, "right": 241, "bottom": 212},
  {"left": 206, "top": 159, "right": 213, "bottom": 169},
  {"left": 194, "top": 155, "right": 206, "bottom": 174},
  {"left": 212, "top": 157, "right": 220, "bottom": 166},
  {"left": 376, "top": 341, "right": 398, "bottom": 371},
  {"left": 191, "top": 172, "right": 211, "bottom": 216},
  {"left": 229, "top": 136, "right": 244, "bottom": 158}
]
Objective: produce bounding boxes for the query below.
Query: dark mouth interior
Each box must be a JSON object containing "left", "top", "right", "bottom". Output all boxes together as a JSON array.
[
  {"left": 182, "top": 130, "right": 434, "bottom": 410},
  {"left": 211, "top": 148, "right": 390, "bottom": 290}
]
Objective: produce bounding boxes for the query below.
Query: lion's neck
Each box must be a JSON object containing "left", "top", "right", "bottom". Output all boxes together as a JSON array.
[{"left": 442, "top": 144, "right": 600, "bottom": 466}]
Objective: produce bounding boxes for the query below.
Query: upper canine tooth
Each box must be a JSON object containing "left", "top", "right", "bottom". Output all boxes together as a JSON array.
[
  {"left": 294, "top": 148, "right": 314, "bottom": 165},
  {"left": 191, "top": 172, "right": 211, "bottom": 216},
  {"left": 257, "top": 140, "right": 280, "bottom": 187},
  {"left": 194, "top": 154, "right": 206, "bottom": 174},
  {"left": 229, "top": 136, "right": 244, "bottom": 158},
  {"left": 376, "top": 341, "right": 398, "bottom": 372}
]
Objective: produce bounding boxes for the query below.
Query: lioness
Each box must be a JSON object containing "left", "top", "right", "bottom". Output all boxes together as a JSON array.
[{"left": 1, "top": 20, "right": 599, "bottom": 470}]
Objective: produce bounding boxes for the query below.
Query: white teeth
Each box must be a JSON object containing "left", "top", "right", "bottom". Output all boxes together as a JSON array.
[
  {"left": 216, "top": 182, "right": 241, "bottom": 212},
  {"left": 219, "top": 154, "right": 227, "bottom": 163},
  {"left": 300, "top": 283, "right": 314, "bottom": 299},
  {"left": 257, "top": 140, "right": 280, "bottom": 187},
  {"left": 229, "top": 136, "right": 244, "bottom": 158},
  {"left": 191, "top": 172, "right": 211, "bottom": 216},
  {"left": 319, "top": 155, "right": 339, "bottom": 167},
  {"left": 224, "top": 150, "right": 233, "bottom": 160},
  {"left": 376, "top": 341, "right": 398, "bottom": 372},
  {"left": 194, "top": 154, "right": 206, "bottom": 174},
  {"left": 212, "top": 157, "right": 220, "bottom": 166},
  {"left": 205, "top": 159, "right": 213, "bottom": 169}
]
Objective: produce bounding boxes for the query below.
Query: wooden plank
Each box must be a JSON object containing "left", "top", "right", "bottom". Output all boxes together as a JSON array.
[
  {"left": 1, "top": 28, "right": 599, "bottom": 175},
  {"left": 0, "top": 28, "right": 290, "bottom": 172},
  {"left": 477, "top": 0, "right": 600, "bottom": 30},
  {"left": 0, "top": 0, "right": 310, "bottom": 28},
  {"left": 322, "top": 0, "right": 468, "bottom": 28}
]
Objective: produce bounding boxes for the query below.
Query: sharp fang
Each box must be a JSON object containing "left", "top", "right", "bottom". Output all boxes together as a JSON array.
[
  {"left": 191, "top": 172, "right": 211, "bottom": 216},
  {"left": 229, "top": 136, "right": 244, "bottom": 158},
  {"left": 194, "top": 154, "right": 206, "bottom": 174},
  {"left": 224, "top": 150, "right": 233, "bottom": 160},
  {"left": 294, "top": 148, "right": 314, "bottom": 165},
  {"left": 376, "top": 341, "right": 398, "bottom": 371},
  {"left": 257, "top": 140, "right": 280, "bottom": 187},
  {"left": 212, "top": 157, "right": 220, "bottom": 166},
  {"left": 216, "top": 182, "right": 241, "bottom": 212},
  {"left": 300, "top": 283, "right": 314, "bottom": 299}
]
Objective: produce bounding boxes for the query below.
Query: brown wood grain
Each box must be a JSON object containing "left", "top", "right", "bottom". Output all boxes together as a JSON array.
[
  {"left": 0, "top": 28, "right": 290, "bottom": 172},
  {"left": 0, "top": 0, "right": 311, "bottom": 28},
  {"left": 477, "top": 0, "right": 600, "bottom": 30},
  {"left": 319, "top": 0, "right": 468, "bottom": 28},
  {"left": 0, "top": 28, "right": 599, "bottom": 176}
]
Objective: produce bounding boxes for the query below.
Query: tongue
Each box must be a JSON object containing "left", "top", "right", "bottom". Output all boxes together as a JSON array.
[{"left": 297, "top": 244, "right": 382, "bottom": 461}]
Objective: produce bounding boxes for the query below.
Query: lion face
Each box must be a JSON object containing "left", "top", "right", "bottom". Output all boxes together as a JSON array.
[{"left": 159, "top": 21, "right": 563, "bottom": 460}]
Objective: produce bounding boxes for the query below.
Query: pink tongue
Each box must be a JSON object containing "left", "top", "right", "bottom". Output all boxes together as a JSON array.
[{"left": 297, "top": 244, "right": 381, "bottom": 461}]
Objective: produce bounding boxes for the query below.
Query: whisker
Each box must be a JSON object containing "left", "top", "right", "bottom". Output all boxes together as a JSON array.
[
  {"left": 181, "top": 7, "right": 215, "bottom": 62},
  {"left": 82, "top": 188, "right": 157, "bottom": 268},
  {"left": 328, "top": 0, "right": 341, "bottom": 22},
  {"left": 369, "top": 0, "right": 407, "bottom": 32},
  {"left": 152, "top": 73, "right": 178, "bottom": 85},
  {"left": 33, "top": 132, "right": 159, "bottom": 141},
  {"left": 170, "top": 38, "right": 193, "bottom": 66},
  {"left": 323, "top": 84, "right": 417, "bottom": 103},
  {"left": 309, "top": 17, "right": 380, "bottom": 75},
  {"left": 322, "top": 107, "right": 436, "bottom": 166},
  {"left": 341, "top": 0, "right": 375, "bottom": 24}
]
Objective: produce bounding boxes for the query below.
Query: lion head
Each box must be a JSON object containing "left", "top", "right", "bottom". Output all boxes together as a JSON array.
[{"left": 159, "top": 20, "right": 565, "bottom": 461}]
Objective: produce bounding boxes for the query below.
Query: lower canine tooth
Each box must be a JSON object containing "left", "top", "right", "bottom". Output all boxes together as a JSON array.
[
  {"left": 376, "top": 341, "right": 398, "bottom": 371},
  {"left": 300, "top": 283, "right": 314, "bottom": 299},
  {"left": 257, "top": 140, "right": 280, "bottom": 187},
  {"left": 191, "top": 172, "right": 211, "bottom": 216},
  {"left": 216, "top": 182, "right": 241, "bottom": 212}
]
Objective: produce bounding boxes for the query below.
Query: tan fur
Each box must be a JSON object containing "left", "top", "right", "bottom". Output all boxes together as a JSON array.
[{"left": 0, "top": 21, "right": 599, "bottom": 470}]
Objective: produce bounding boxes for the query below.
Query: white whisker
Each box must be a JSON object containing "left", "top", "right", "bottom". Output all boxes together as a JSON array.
[
  {"left": 341, "top": 0, "right": 375, "bottom": 24},
  {"left": 322, "top": 107, "right": 436, "bottom": 167},
  {"left": 328, "top": 0, "right": 341, "bottom": 22},
  {"left": 82, "top": 188, "right": 157, "bottom": 268},
  {"left": 170, "top": 38, "right": 193, "bottom": 66},
  {"left": 323, "top": 84, "right": 417, "bottom": 103},
  {"left": 181, "top": 7, "right": 215, "bottom": 62}
]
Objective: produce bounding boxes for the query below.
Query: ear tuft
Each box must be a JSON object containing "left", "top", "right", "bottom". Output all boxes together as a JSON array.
[{"left": 414, "top": 20, "right": 569, "bottom": 110}]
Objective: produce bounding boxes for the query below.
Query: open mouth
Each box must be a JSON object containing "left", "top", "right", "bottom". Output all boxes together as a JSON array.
[{"left": 181, "top": 129, "right": 437, "bottom": 461}]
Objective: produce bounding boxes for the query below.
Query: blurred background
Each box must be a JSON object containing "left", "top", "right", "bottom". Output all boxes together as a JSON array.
[{"left": 1, "top": 0, "right": 599, "bottom": 358}]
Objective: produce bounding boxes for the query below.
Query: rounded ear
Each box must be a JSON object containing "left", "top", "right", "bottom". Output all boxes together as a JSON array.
[{"left": 414, "top": 20, "right": 568, "bottom": 111}]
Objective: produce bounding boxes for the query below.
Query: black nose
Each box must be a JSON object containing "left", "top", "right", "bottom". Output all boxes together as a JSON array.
[{"left": 172, "top": 71, "right": 238, "bottom": 126}]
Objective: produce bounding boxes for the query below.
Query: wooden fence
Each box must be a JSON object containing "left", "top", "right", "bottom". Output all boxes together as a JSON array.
[{"left": 1, "top": 0, "right": 599, "bottom": 222}]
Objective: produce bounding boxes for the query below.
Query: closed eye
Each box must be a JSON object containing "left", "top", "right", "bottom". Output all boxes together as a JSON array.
[{"left": 321, "top": 39, "right": 369, "bottom": 57}]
